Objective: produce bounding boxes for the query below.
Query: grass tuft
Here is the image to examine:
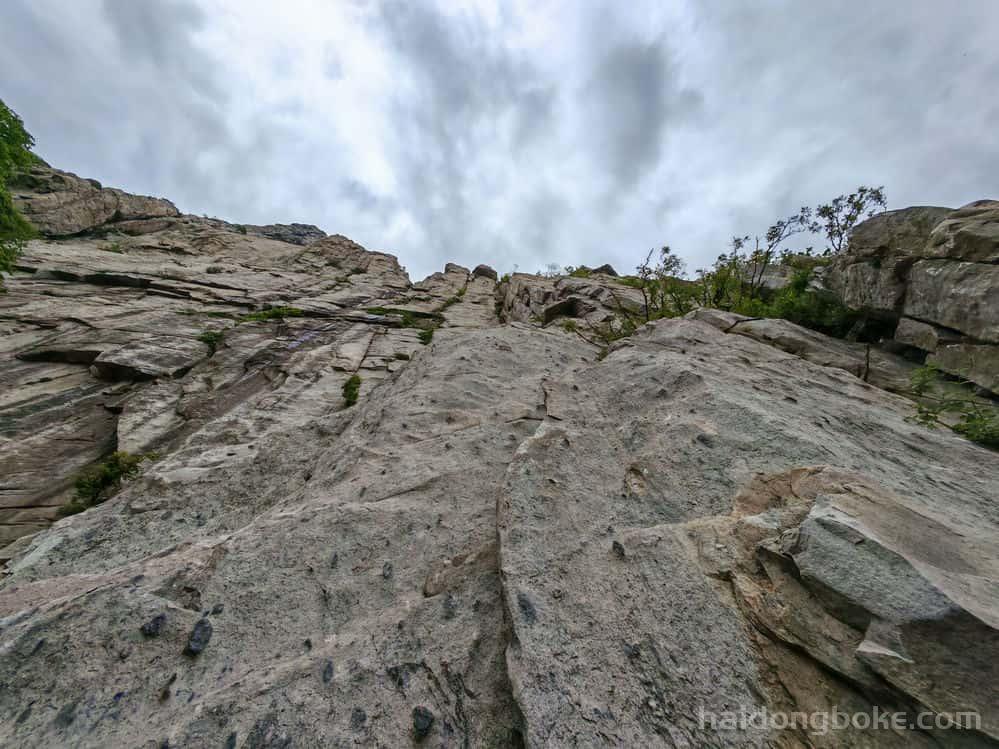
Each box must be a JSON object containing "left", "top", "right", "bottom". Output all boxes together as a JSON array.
[{"left": 342, "top": 374, "right": 362, "bottom": 407}]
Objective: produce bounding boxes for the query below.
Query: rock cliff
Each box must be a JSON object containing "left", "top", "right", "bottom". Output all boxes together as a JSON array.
[
  {"left": 0, "top": 167, "right": 997, "bottom": 747},
  {"left": 825, "top": 201, "right": 999, "bottom": 394}
]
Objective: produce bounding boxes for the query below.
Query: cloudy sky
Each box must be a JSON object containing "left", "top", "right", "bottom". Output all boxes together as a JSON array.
[{"left": 2, "top": 1, "right": 997, "bottom": 280}]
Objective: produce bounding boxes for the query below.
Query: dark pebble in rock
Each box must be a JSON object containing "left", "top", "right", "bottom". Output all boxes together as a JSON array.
[
  {"left": 54, "top": 701, "right": 77, "bottom": 727},
  {"left": 141, "top": 613, "right": 166, "bottom": 638},
  {"left": 381, "top": 562, "right": 393, "bottom": 579},
  {"left": 185, "top": 617, "right": 213, "bottom": 655},
  {"left": 211, "top": 603, "right": 224, "bottom": 615},
  {"left": 350, "top": 707, "right": 367, "bottom": 731},
  {"left": 612, "top": 540, "right": 626, "bottom": 558},
  {"left": 412, "top": 705, "right": 435, "bottom": 740},
  {"left": 322, "top": 659, "right": 334, "bottom": 684},
  {"left": 517, "top": 591, "right": 537, "bottom": 625}
]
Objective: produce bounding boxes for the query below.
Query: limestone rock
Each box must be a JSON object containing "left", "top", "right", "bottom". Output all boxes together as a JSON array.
[
  {"left": 10, "top": 165, "right": 179, "bottom": 236},
  {"left": 472, "top": 263, "right": 498, "bottom": 280},
  {"left": 904, "top": 259, "right": 999, "bottom": 344},
  {"left": 929, "top": 342, "right": 999, "bottom": 393},
  {"left": 824, "top": 202, "right": 999, "bottom": 394},
  {"left": 1, "top": 167, "right": 997, "bottom": 747},
  {"left": 925, "top": 199, "right": 999, "bottom": 263},
  {"left": 893, "top": 316, "right": 959, "bottom": 352},
  {"left": 686, "top": 308, "right": 918, "bottom": 393},
  {"left": 824, "top": 206, "right": 951, "bottom": 316}
]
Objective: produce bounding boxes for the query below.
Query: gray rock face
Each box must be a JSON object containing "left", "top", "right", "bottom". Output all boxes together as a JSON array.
[
  {"left": 1, "top": 169, "right": 998, "bottom": 747},
  {"left": 825, "top": 201, "right": 999, "bottom": 393},
  {"left": 9, "top": 166, "right": 180, "bottom": 236},
  {"left": 823, "top": 205, "right": 952, "bottom": 317},
  {"left": 498, "top": 271, "right": 645, "bottom": 326}
]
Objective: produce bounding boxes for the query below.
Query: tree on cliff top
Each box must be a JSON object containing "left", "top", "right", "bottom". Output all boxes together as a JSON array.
[{"left": 0, "top": 99, "right": 37, "bottom": 277}]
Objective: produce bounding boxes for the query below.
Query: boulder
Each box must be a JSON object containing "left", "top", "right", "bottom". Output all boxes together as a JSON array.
[
  {"left": 893, "top": 317, "right": 956, "bottom": 352},
  {"left": 823, "top": 202, "right": 999, "bottom": 394},
  {"left": 904, "top": 259, "right": 999, "bottom": 343},
  {"left": 929, "top": 343, "right": 999, "bottom": 393},
  {"left": 824, "top": 206, "right": 951, "bottom": 316},
  {"left": 10, "top": 166, "right": 179, "bottom": 236},
  {"left": 472, "top": 263, "right": 498, "bottom": 280},
  {"left": 925, "top": 199, "right": 999, "bottom": 263}
]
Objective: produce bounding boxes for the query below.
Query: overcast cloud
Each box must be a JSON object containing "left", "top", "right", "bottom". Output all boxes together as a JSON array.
[{"left": 2, "top": 0, "right": 997, "bottom": 280}]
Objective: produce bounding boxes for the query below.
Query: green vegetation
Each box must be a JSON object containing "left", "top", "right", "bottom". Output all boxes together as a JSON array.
[
  {"left": 0, "top": 100, "right": 38, "bottom": 283},
  {"left": 909, "top": 364, "right": 999, "bottom": 449},
  {"left": 566, "top": 187, "right": 885, "bottom": 349},
  {"left": 236, "top": 224, "right": 248, "bottom": 234},
  {"left": 102, "top": 240, "right": 124, "bottom": 253},
  {"left": 197, "top": 329, "right": 225, "bottom": 353},
  {"left": 60, "top": 451, "right": 157, "bottom": 516},
  {"left": 342, "top": 374, "right": 362, "bottom": 407},
  {"left": 239, "top": 306, "right": 304, "bottom": 322},
  {"left": 366, "top": 306, "right": 444, "bottom": 344}
]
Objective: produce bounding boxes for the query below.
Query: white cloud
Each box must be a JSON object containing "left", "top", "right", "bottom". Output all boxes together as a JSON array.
[{"left": 1, "top": 0, "right": 997, "bottom": 280}]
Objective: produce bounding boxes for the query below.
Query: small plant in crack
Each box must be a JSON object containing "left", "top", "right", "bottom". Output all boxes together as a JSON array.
[
  {"left": 59, "top": 451, "right": 158, "bottom": 517},
  {"left": 342, "top": 374, "right": 362, "bottom": 407},
  {"left": 197, "top": 329, "right": 225, "bottom": 354},
  {"left": 239, "top": 306, "right": 304, "bottom": 322}
]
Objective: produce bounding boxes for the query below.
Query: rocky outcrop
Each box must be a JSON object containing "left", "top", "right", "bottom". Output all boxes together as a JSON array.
[
  {"left": 826, "top": 201, "right": 999, "bottom": 394},
  {"left": 1, "top": 169, "right": 997, "bottom": 747},
  {"left": 498, "top": 271, "right": 645, "bottom": 326},
  {"left": 9, "top": 164, "right": 327, "bottom": 247},
  {"left": 9, "top": 165, "right": 181, "bottom": 236},
  {"left": 824, "top": 206, "right": 952, "bottom": 317},
  {"left": 0, "top": 205, "right": 477, "bottom": 550}
]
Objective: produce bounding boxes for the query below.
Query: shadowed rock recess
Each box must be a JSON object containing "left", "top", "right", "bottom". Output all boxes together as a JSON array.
[{"left": 0, "top": 167, "right": 997, "bottom": 747}]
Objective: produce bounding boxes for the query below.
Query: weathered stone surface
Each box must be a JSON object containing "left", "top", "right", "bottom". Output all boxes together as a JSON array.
[
  {"left": 471, "top": 263, "right": 497, "bottom": 280},
  {"left": 242, "top": 222, "right": 326, "bottom": 246},
  {"left": 687, "top": 308, "right": 918, "bottom": 393},
  {"left": 10, "top": 165, "right": 180, "bottom": 236},
  {"left": 929, "top": 342, "right": 999, "bottom": 393},
  {"left": 904, "top": 259, "right": 999, "bottom": 344},
  {"left": 823, "top": 202, "right": 999, "bottom": 393},
  {"left": 1, "top": 168, "right": 997, "bottom": 747},
  {"left": 894, "top": 316, "right": 953, "bottom": 352},
  {"left": 925, "top": 200, "right": 999, "bottom": 263},
  {"left": 499, "top": 271, "right": 646, "bottom": 326},
  {"left": 824, "top": 206, "right": 952, "bottom": 316}
]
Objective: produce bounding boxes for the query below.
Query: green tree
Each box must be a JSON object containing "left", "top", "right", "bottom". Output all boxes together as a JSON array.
[
  {"left": 0, "top": 100, "right": 37, "bottom": 278},
  {"left": 809, "top": 186, "right": 886, "bottom": 254}
]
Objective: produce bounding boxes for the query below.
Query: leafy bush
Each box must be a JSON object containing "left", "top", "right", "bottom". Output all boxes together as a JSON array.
[
  {"left": 239, "top": 306, "right": 304, "bottom": 322},
  {"left": 342, "top": 374, "right": 362, "bottom": 407},
  {"left": 197, "top": 329, "right": 225, "bottom": 353},
  {"left": 418, "top": 329, "right": 434, "bottom": 345},
  {"left": 731, "top": 270, "right": 858, "bottom": 338},
  {"left": 909, "top": 364, "right": 999, "bottom": 449},
  {"left": 60, "top": 451, "right": 157, "bottom": 516}
]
